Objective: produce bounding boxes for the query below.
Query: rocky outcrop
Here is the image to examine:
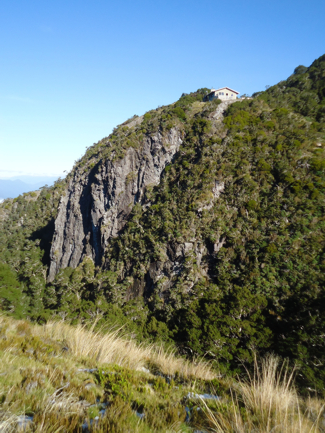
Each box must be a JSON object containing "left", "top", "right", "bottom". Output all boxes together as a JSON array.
[
  {"left": 126, "top": 239, "right": 209, "bottom": 302},
  {"left": 48, "top": 128, "right": 183, "bottom": 281},
  {"left": 209, "top": 99, "right": 237, "bottom": 121},
  {"left": 123, "top": 102, "right": 234, "bottom": 302}
]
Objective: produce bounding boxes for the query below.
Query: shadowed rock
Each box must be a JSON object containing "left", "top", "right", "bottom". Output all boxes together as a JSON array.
[{"left": 48, "top": 128, "right": 182, "bottom": 281}]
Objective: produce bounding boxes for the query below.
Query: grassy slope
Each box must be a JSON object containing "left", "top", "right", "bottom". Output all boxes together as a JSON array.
[
  {"left": 0, "top": 315, "right": 324, "bottom": 432},
  {"left": 0, "top": 315, "right": 214, "bottom": 432}
]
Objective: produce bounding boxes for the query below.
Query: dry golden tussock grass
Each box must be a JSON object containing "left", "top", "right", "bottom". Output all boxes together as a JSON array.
[
  {"left": 0, "top": 315, "right": 215, "bottom": 380},
  {"left": 2, "top": 316, "right": 324, "bottom": 432},
  {"left": 202, "top": 355, "right": 325, "bottom": 433},
  {"left": 0, "top": 413, "right": 18, "bottom": 433},
  {"left": 36, "top": 320, "right": 215, "bottom": 379}
]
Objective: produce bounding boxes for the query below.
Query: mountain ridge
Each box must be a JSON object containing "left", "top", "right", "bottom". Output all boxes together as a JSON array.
[
  {"left": 0, "top": 176, "right": 59, "bottom": 200},
  {"left": 1, "top": 54, "right": 325, "bottom": 390}
]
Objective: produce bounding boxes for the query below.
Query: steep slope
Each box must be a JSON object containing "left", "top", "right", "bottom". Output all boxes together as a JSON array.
[
  {"left": 0, "top": 182, "right": 66, "bottom": 317},
  {"left": 48, "top": 128, "right": 183, "bottom": 281},
  {"left": 48, "top": 98, "right": 236, "bottom": 282},
  {"left": 46, "top": 98, "right": 238, "bottom": 321},
  {"left": 103, "top": 56, "right": 325, "bottom": 387},
  {"left": 1, "top": 55, "right": 325, "bottom": 391},
  {"left": 1, "top": 316, "right": 323, "bottom": 433}
]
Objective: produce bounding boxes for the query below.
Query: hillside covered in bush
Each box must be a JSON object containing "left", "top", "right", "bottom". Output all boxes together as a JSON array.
[{"left": 1, "top": 54, "right": 325, "bottom": 392}]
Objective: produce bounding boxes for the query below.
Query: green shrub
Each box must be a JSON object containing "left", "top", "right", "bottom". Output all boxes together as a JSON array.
[{"left": 172, "top": 107, "right": 186, "bottom": 121}]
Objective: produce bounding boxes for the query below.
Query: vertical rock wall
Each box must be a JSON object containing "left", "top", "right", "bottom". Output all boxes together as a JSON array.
[{"left": 48, "top": 128, "right": 182, "bottom": 281}]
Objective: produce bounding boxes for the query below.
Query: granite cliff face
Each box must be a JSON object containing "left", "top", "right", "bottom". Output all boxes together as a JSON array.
[
  {"left": 48, "top": 99, "right": 236, "bottom": 284},
  {"left": 48, "top": 128, "right": 183, "bottom": 281}
]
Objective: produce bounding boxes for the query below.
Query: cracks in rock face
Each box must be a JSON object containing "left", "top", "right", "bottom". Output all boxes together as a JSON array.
[{"left": 48, "top": 128, "right": 183, "bottom": 281}]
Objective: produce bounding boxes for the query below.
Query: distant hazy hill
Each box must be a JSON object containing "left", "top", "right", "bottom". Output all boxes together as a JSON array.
[{"left": 0, "top": 176, "right": 58, "bottom": 200}]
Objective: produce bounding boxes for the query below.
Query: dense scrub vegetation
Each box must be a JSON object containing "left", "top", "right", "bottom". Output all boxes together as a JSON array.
[
  {"left": 1, "top": 55, "right": 325, "bottom": 393},
  {"left": 0, "top": 182, "right": 66, "bottom": 318}
]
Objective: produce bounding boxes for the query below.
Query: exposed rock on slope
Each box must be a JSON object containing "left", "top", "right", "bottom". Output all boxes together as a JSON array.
[
  {"left": 2, "top": 55, "right": 325, "bottom": 391},
  {"left": 48, "top": 98, "right": 235, "bottom": 284},
  {"left": 209, "top": 100, "right": 237, "bottom": 121},
  {"left": 48, "top": 128, "right": 183, "bottom": 281}
]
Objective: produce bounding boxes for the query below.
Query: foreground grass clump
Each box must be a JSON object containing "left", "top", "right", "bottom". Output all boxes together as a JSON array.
[
  {"left": 202, "top": 356, "right": 325, "bottom": 433},
  {"left": 0, "top": 316, "right": 324, "bottom": 432}
]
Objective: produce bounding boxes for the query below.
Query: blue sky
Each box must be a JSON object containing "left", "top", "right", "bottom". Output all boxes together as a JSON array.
[{"left": 0, "top": 0, "right": 324, "bottom": 178}]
